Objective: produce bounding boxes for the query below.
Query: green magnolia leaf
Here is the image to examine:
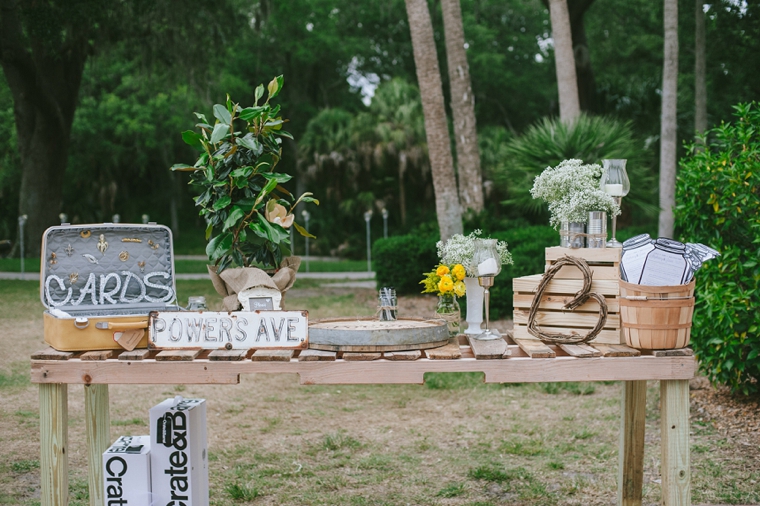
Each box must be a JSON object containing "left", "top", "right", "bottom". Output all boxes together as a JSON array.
[
  {"left": 213, "top": 104, "right": 232, "bottom": 125},
  {"left": 213, "top": 195, "right": 232, "bottom": 211},
  {"left": 193, "top": 112, "right": 209, "bottom": 123},
  {"left": 223, "top": 206, "right": 245, "bottom": 231},
  {"left": 181, "top": 130, "right": 203, "bottom": 148},
  {"left": 170, "top": 163, "right": 196, "bottom": 172},
  {"left": 210, "top": 123, "right": 229, "bottom": 144},
  {"left": 205, "top": 223, "right": 213, "bottom": 241},
  {"left": 267, "top": 172, "right": 293, "bottom": 183},
  {"left": 236, "top": 197, "right": 257, "bottom": 208},
  {"left": 256, "top": 212, "right": 282, "bottom": 243},
  {"left": 238, "top": 229, "right": 247, "bottom": 243},
  {"left": 279, "top": 130, "right": 294, "bottom": 140},
  {"left": 239, "top": 107, "right": 264, "bottom": 122},
  {"left": 236, "top": 135, "right": 259, "bottom": 152},
  {"left": 268, "top": 75, "right": 284, "bottom": 99},
  {"left": 254, "top": 178, "right": 279, "bottom": 208},
  {"left": 293, "top": 221, "right": 316, "bottom": 239},
  {"left": 206, "top": 233, "right": 233, "bottom": 261},
  {"left": 231, "top": 166, "right": 253, "bottom": 178},
  {"left": 234, "top": 177, "right": 248, "bottom": 189},
  {"left": 249, "top": 220, "right": 268, "bottom": 240},
  {"left": 254, "top": 85, "right": 264, "bottom": 104}
]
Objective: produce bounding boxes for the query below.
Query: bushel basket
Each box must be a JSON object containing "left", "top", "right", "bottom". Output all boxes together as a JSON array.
[{"left": 618, "top": 279, "right": 695, "bottom": 350}]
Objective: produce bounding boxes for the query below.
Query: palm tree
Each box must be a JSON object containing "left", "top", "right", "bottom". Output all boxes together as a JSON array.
[
  {"left": 549, "top": 0, "right": 581, "bottom": 123},
  {"left": 363, "top": 79, "right": 427, "bottom": 226},
  {"left": 694, "top": 0, "right": 707, "bottom": 134},
  {"left": 404, "top": 0, "right": 463, "bottom": 241},
  {"left": 441, "top": 0, "right": 484, "bottom": 215},
  {"left": 659, "top": 0, "right": 678, "bottom": 238}
]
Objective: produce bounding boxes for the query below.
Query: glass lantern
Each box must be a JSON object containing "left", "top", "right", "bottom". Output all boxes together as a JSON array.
[
  {"left": 600, "top": 159, "right": 630, "bottom": 248},
  {"left": 471, "top": 239, "right": 501, "bottom": 340}
]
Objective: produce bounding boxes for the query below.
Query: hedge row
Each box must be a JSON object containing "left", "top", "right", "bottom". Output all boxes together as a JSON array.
[{"left": 373, "top": 225, "right": 558, "bottom": 320}]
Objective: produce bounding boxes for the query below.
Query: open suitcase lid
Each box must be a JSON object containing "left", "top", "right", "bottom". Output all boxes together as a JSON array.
[{"left": 40, "top": 223, "right": 178, "bottom": 312}]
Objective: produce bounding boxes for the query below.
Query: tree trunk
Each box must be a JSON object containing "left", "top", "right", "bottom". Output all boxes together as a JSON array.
[
  {"left": 549, "top": 0, "right": 581, "bottom": 123},
  {"left": 405, "top": 0, "right": 463, "bottom": 241},
  {"left": 1, "top": 1, "right": 87, "bottom": 256},
  {"left": 441, "top": 0, "right": 484, "bottom": 215},
  {"left": 398, "top": 151, "right": 408, "bottom": 226},
  {"left": 659, "top": 0, "right": 679, "bottom": 238},
  {"left": 568, "top": 0, "right": 598, "bottom": 113},
  {"left": 694, "top": 0, "right": 707, "bottom": 134}
]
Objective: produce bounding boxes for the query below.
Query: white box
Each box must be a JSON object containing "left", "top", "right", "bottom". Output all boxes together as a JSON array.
[
  {"left": 102, "top": 435, "right": 151, "bottom": 506},
  {"left": 150, "top": 397, "right": 208, "bottom": 506}
]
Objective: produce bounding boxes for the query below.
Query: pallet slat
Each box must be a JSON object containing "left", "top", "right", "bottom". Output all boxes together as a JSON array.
[
  {"left": 298, "top": 349, "right": 337, "bottom": 362},
  {"left": 251, "top": 350, "right": 294, "bottom": 362},
  {"left": 466, "top": 336, "right": 510, "bottom": 359},
  {"left": 32, "top": 348, "right": 74, "bottom": 361},
  {"left": 514, "top": 338, "right": 555, "bottom": 358},
  {"left": 155, "top": 350, "right": 201, "bottom": 361},
  {"left": 513, "top": 293, "right": 620, "bottom": 312},
  {"left": 425, "top": 338, "right": 462, "bottom": 360},
  {"left": 383, "top": 350, "right": 422, "bottom": 361},
  {"left": 557, "top": 343, "right": 601, "bottom": 358},
  {"left": 512, "top": 325, "right": 621, "bottom": 344},
  {"left": 513, "top": 309, "right": 619, "bottom": 328}
]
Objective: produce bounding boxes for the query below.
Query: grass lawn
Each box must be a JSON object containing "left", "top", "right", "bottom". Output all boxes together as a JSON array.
[
  {"left": 0, "top": 258, "right": 369, "bottom": 273},
  {"left": 1, "top": 280, "right": 758, "bottom": 505}
]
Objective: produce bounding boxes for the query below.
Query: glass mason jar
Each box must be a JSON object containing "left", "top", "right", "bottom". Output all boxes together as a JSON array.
[{"left": 436, "top": 292, "right": 461, "bottom": 338}]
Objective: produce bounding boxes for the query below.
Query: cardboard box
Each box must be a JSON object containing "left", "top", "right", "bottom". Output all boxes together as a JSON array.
[
  {"left": 150, "top": 397, "right": 208, "bottom": 506},
  {"left": 102, "top": 435, "right": 151, "bottom": 505}
]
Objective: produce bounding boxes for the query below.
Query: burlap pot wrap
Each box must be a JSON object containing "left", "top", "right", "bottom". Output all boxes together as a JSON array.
[{"left": 207, "top": 256, "right": 301, "bottom": 311}]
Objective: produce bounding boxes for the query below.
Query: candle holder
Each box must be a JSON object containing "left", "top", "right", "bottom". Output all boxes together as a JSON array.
[
  {"left": 600, "top": 159, "right": 630, "bottom": 248},
  {"left": 472, "top": 239, "right": 501, "bottom": 340}
]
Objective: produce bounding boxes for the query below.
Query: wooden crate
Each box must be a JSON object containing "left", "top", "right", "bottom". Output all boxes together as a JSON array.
[{"left": 513, "top": 247, "right": 623, "bottom": 345}]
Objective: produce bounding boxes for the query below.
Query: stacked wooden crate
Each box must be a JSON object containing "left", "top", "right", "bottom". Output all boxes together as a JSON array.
[{"left": 512, "top": 247, "right": 623, "bottom": 355}]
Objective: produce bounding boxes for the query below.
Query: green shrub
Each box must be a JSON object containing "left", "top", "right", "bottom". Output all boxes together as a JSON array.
[
  {"left": 486, "top": 225, "right": 558, "bottom": 320},
  {"left": 373, "top": 233, "right": 439, "bottom": 294},
  {"left": 491, "top": 114, "right": 658, "bottom": 226},
  {"left": 674, "top": 102, "right": 760, "bottom": 396}
]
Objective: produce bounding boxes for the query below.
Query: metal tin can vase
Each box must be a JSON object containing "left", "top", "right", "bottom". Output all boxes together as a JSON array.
[
  {"left": 586, "top": 211, "right": 607, "bottom": 248},
  {"left": 436, "top": 293, "right": 461, "bottom": 337}
]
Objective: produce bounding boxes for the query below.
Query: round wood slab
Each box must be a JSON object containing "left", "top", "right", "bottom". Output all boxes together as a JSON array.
[{"left": 308, "top": 317, "right": 450, "bottom": 352}]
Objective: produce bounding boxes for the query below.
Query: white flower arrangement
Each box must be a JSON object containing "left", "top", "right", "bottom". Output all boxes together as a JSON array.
[
  {"left": 530, "top": 159, "right": 620, "bottom": 229},
  {"left": 437, "top": 229, "right": 513, "bottom": 277}
]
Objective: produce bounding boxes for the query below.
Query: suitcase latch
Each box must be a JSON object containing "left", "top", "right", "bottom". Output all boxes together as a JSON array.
[{"left": 74, "top": 317, "right": 90, "bottom": 329}]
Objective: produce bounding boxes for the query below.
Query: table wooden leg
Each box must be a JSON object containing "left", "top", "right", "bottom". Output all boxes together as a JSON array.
[
  {"left": 660, "top": 379, "right": 691, "bottom": 506},
  {"left": 40, "top": 383, "right": 68, "bottom": 506},
  {"left": 85, "top": 384, "right": 110, "bottom": 506},
  {"left": 618, "top": 380, "right": 647, "bottom": 506}
]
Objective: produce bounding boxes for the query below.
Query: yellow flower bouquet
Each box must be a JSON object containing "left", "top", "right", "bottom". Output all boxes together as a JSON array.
[
  {"left": 421, "top": 263, "right": 466, "bottom": 337},
  {"left": 420, "top": 263, "right": 467, "bottom": 297}
]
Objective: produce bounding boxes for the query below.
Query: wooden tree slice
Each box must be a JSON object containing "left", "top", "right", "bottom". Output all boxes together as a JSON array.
[{"left": 308, "top": 317, "right": 449, "bottom": 352}]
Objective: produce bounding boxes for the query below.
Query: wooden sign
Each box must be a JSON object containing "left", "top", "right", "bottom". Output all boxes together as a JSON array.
[{"left": 148, "top": 311, "right": 308, "bottom": 350}]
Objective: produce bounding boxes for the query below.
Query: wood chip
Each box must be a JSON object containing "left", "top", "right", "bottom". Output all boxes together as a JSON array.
[
  {"left": 342, "top": 352, "right": 382, "bottom": 361},
  {"left": 31, "top": 348, "right": 74, "bottom": 361},
  {"left": 557, "top": 343, "right": 601, "bottom": 358},
  {"left": 80, "top": 350, "right": 116, "bottom": 361},
  {"left": 118, "top": 349, "right": 151, "bottom": 361},
  {"left": 208, "top": 350, "right": 248, "bottom": 361},
  {"left": 251, "top": 350, "right": 294, "bottom": 362},
  {"left": 383, "top": 350, "right": 422, "bottom": 361},
  {"left": 155, "top": 350, "right": 201, "bottom": 361},
  {"left": 653, "top": 348, "right": 694, "bottom": 357},
  {"left": 467, "top": 336, "right": 509, "bottom": 359},
  {"left": 514, "top": 338, "right": 556, "bottom": 358},
  {"left": 425, "top": 338, "right": 462, "bottom": 360},
  {"left": 591, "top": 343, "right": 641, "bottom": 357},
  {"left": 298, "top": 349, "right": 337, "bottom": 362}
]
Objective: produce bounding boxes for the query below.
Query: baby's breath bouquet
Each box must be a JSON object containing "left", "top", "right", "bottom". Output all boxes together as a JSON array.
[
  {"left": 437, "top": 230, "right": 513, "bottom": 277},
  {"left": 530, "top": 159, "right": 620, "bottom": 228},
  {"left": 420, "top": 263, "right": 467, "bottom": 297}
]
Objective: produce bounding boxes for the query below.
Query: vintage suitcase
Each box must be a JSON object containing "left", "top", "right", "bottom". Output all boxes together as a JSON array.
[{"left": 40, "top": 223, "right": 180, "bottom": 351}]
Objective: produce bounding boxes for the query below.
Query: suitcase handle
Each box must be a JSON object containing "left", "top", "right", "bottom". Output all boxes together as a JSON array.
[{"left": 95, "top": 321, "right": 149, "bottom": 331}]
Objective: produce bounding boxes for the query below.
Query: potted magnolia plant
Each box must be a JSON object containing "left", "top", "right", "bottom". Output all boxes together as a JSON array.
[
  {"left": 530, "top": 159, "right": 619, "bottom": 248},
  {"left": 436, "top": 230, "right": 513, "bottom": 335},
  {"left": 172, "top": 76, "right": 318, "bottom": 310}
]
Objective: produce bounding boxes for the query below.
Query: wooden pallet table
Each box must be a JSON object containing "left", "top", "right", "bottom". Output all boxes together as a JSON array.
[{"left": 31, "top": 336, "right": 696, "bottom": 506}]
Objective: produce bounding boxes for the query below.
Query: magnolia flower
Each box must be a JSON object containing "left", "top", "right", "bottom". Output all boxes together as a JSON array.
[{"left": 265, "top": 199, "right": 294, "bottom": 228}]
